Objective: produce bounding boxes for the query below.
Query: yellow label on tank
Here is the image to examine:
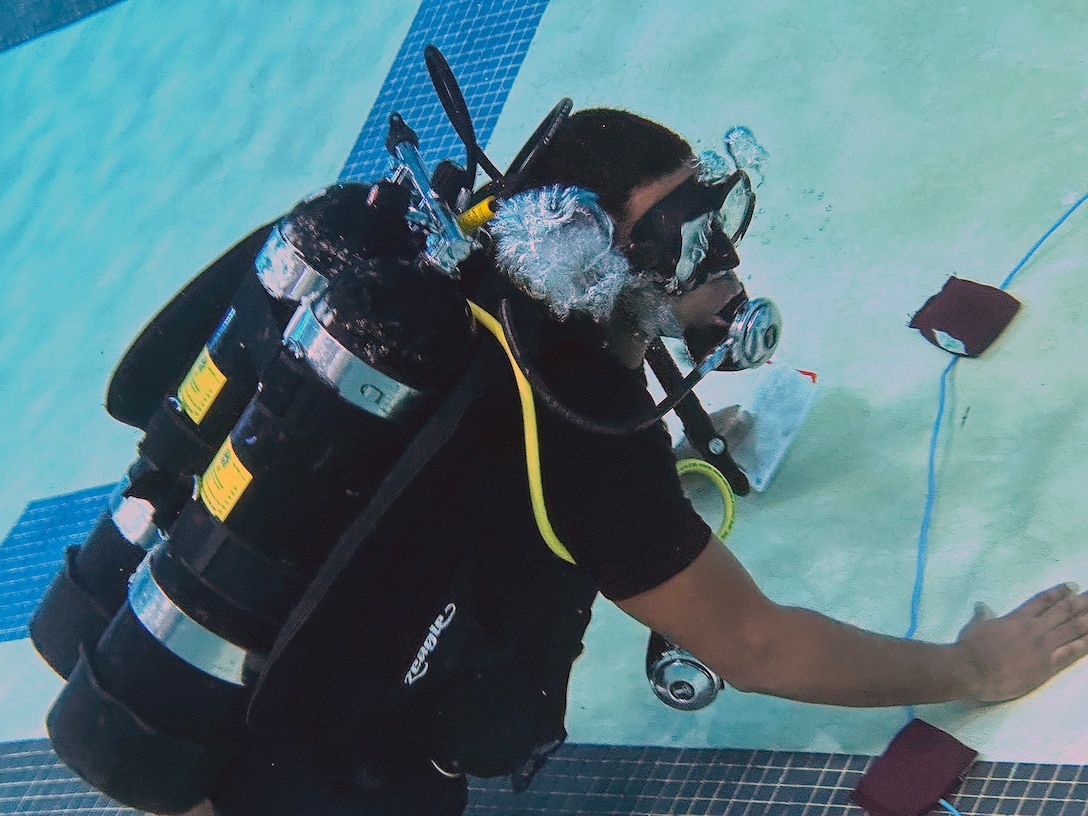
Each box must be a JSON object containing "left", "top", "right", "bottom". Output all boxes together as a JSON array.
[
  {"left": 200, "top": 437, "right": 252, "bottom": 522},
  {"left": 177, "top": 346, "right": 227, "bottom": 425}
]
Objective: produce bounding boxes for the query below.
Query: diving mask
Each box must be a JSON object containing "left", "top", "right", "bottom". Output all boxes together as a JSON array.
[
  {"left": 627, "top": 169, "right": 781, "bottom": 371},
  {"left": 626, "top": 169, "right": 754, "bottom": 294}
]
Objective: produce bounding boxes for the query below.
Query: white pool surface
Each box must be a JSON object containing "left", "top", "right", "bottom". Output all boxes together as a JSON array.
[{"left": 1, "top": 0, "right": 1086, "bottom": 772}]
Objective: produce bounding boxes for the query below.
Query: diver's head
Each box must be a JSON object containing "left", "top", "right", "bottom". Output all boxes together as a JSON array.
[
  {"left": 519, "top": 108, "right": 696, "bottom": 222},
  {"left": 493, "top": 108, "right": 776, "bottom": 368}
]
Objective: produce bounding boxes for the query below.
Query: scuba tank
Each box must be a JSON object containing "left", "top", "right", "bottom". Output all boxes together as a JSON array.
[
  {"left": 43, "top": 114, "right": 479, "bottom": 815},
  {"left": 29, "top": 182, "right": 414, "bottom": 681}
]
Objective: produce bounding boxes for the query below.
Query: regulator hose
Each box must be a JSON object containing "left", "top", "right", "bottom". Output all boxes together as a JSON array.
[
  {"left": 469, "top": 301, "right": 575, "bottom": 564},
  {"left": 497, "top": 298, "right": 705, "bottom": 436},
  {"left": 471, "top": 302, "right": 739, "bottom": 568}
]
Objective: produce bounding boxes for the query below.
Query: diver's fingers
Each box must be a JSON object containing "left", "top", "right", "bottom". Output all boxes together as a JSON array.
[
  {"left": 1012, "top": 582, "right": 1079, "bottom": 619},
  {"left": 1050, "top": 628, "right": 1088, "bottom": 673},
  {"left": 1036, "top": 588, "right": 1088, "bottom": 630}
]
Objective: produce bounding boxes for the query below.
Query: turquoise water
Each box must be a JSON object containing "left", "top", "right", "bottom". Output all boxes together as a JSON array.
[{"left": 1, "top": 0, "right": 1087, "bottom": 775}]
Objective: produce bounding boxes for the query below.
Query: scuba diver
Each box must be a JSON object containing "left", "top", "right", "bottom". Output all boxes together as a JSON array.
[
  {"left": 162, "top": 105, "right": 1088, "bottom": 816},
  {"left": 35, "top": 47, "right": 1088, "bottom": 816}
]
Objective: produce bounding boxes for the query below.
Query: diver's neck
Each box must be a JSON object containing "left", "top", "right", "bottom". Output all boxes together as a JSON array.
[{"left": 603, "top": 319, "right": 654, "bottom": 369}]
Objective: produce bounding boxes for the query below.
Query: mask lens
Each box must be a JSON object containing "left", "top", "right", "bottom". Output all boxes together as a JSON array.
[
  {"left": 675, "top": 217, "right": 739, "bottom": 292},
  {"left": 718, "top": 172, "right": 755, "bottom": 244},
  {"left": 674, "top": 214, "right": 712, "bottom": 289}
]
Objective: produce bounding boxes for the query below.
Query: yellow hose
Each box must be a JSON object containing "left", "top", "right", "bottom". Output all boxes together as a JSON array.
[
  {"left": 469, "top": 301, "right": 576, "bottom": 564},
  {"left": 675, "top": 458, "right": 736, "bottom": 540},
  {"left": 468, "top": 301, "right": 738, "bottom": 566},
  {"left": 456, "top": 196, "right": 498, "bottom": 233}
]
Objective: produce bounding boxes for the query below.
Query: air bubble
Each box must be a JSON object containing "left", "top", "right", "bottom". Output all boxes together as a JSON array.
[{"left": 724, "top": 126, "right": 769, "bottom": 188}]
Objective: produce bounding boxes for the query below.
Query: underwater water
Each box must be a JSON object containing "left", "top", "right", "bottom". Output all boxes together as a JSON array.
[{"left": 1, "top": 0, "right": 1086, "bottom": 798}]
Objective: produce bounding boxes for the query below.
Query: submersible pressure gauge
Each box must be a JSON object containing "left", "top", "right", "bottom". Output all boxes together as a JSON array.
[{"left": 645, "top": 631, "right": 725, "bottom": 711}]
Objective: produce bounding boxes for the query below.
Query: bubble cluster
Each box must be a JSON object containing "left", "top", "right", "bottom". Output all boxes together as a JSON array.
[{"left": 724, "top": 126, "right": 769, "bottom": 188}]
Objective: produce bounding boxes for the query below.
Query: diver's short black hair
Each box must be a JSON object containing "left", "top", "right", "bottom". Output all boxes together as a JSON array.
[{"left": 521, "top": 108, "right": 694, "bottom": 219}]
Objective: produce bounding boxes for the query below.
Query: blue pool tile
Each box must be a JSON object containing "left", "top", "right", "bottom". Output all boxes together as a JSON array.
[
  {"left": 0, "top": 484, "right": 114, "bottom": 643},
  {"left": 1, "top": 0, "right": 125, "bottom": 53},
  {"left": 339, "top": 0, "right": 550, "bottom": 184}
]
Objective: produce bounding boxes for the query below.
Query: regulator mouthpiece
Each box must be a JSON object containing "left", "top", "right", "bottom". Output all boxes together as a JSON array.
[{"left": 691, "top": 295, "right": 783, "bottom": 375}]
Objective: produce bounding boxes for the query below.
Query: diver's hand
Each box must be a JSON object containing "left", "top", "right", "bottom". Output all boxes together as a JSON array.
[{"left": 954, "top": 583, "right": 1088, "bottom": 703}]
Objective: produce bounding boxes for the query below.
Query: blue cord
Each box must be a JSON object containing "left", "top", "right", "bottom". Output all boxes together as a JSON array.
[
  {"left": 902, "top": 190, "right": 1088, "bottom": 725},
  {"left": 905, "top": 355, "right": 958, "bottom": 644},
  {"left": 999, "top": 191, "right": 1088, "bottom": 291},
  {"left": 939, "top": 798, "right": 965, "bottom": 816}
]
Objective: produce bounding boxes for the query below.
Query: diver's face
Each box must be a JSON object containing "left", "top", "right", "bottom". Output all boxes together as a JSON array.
[{"left": 616, "top": 165, "right": 745, "bottom": 331}]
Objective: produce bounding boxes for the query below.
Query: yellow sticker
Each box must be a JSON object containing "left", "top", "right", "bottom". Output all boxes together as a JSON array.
[
  {"left": 200, "top": 437, "right": 253, "bottom": 522},
  {"left": 177, "top": 346, "right": 227, "bottom": 425}
]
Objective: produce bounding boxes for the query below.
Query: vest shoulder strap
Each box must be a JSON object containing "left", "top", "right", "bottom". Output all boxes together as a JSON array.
[{"left": 247, "top": 344, "right": 500, "bottom": 726}]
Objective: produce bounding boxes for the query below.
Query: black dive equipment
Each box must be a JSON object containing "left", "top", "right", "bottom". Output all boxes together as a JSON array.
[
  {"left": 40, "top": 44, "right": 583, "bottom": 810},
  {"left": 38, "top": 44, "right": 778, "bottom": 812},
  {"left": 644, "top": 338, "right": 750, "bottom": 494},
  {"left": 29, "top": 183, "right": 409, "bottom": 682},
  {"left": 645, "top": 631, "right": 725, "bottom": 711},
  {"left": 41, "top": 159, "right": 472, "bottom": 812},
  {"left": 421, "top": 44, "right": 573, "bottom": 208}
]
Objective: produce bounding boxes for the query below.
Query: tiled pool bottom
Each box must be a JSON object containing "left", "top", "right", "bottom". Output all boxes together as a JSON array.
[
  {"left": 2, "top": 738, "right": 1088, "bottom": 816},
  {"left": 0, "top": 486, "right": 114, "bottom": 643},
  {"left": 3, "top": 492, "right": 1088, "bottom": 815}
]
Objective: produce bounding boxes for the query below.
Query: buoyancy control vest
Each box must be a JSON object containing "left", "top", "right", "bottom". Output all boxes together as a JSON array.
[{"left": 237, "top": 306, "right": 599, "bottom": 794}]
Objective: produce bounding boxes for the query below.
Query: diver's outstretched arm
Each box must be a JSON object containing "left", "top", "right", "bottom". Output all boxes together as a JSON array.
[{"left": 618, "top": 534, "right": 1088, "bottom": 707}]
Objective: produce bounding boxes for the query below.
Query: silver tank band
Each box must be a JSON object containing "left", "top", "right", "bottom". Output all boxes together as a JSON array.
[
  {"left": 282, "top": 300, "right": 425, "bottom": 420},
  {"left": 128, "top": 555, "right": 251, "bottom": 686},
  {"left": 109, "top": 495, "right": 168, "bottom": 551},
  {"left": 255, "top": 223, "right": 330, "bottom": 302}
]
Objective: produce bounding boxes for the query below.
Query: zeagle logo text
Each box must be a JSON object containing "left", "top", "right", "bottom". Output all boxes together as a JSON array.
[{"left": 404, "top": 603, "right": 456, "bottom": 686}]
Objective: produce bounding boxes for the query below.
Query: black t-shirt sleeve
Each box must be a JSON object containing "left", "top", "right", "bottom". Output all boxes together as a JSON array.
[{"left": 536, "top": 344, "right": 711, "bottom": 601}]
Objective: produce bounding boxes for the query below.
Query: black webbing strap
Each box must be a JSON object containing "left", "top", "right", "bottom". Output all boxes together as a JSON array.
[
  {"left": 247, "top": 344, "right": 498, "bottom": 722},
  {"left": 644, "top": 339, "right": 750, "bottom": 495}
]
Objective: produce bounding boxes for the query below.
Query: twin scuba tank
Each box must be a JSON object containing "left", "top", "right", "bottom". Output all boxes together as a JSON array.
[
  {"left": 30, "top": 176, "right": 478, "bottom": 813},
  {"left": 29, "top": 181, "right": 399, "bottom": 679},
  {"left": 30, "top": 64, "right": 744, "bottom": 807}
]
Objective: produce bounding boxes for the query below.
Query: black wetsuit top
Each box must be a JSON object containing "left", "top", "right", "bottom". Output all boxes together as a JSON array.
[{"left": 211, "top": 326, "right": 711, "bottom": 816}]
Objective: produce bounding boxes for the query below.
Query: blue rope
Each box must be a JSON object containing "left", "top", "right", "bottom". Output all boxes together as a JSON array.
[
  {"left": 999, "top": 191, "right": 1088, "bottom": 291},
  {"left": 903, "top": 190, "right": 1088, "bottom": 724},
  {"left": 905, "top": 355, "right": 957, "bottom": 642},
  {"left": 939, "top": 798, "right": 965, "bottom": 816}
]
